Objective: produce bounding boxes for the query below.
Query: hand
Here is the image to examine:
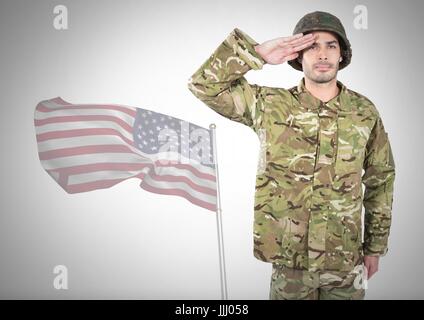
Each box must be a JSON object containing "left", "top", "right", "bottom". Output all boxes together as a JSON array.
[
  {"left": 254, "top": 33, "right": 317, "bottom": 65},
  {"left": 363, "top": 255, "right": 380, "bottom": 279}
]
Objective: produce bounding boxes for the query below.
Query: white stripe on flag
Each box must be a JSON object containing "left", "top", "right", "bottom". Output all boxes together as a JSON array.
[{"left": 36, "top": 136, "right": 130, "bottom": 153}]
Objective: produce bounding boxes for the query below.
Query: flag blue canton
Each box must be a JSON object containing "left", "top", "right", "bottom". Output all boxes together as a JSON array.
[{"left": 133, "top": 108, "right": 215, "bottom": 168}]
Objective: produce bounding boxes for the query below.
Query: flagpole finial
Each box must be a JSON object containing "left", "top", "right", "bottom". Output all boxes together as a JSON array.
[{"left": 209, "top": 123, "right": 216, "bottom": 129}]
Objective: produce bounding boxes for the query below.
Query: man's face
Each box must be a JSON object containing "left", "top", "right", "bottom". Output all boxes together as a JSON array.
[{"left": 299, "top": 31, "right": 342, "bottom": 84}]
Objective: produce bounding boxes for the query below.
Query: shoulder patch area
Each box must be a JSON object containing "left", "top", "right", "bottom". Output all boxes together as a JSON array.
[
  {"left": 347, "top": 88, "right": 380, "bottom": 117},
  {"left": 288, "top": 85, "right": 298, "bottom": 95}
]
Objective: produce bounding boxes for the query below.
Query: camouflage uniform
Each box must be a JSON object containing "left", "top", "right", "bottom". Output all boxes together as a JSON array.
[
  {"left": 187, "top": 24, "right": 395, "bottom": 299},
  {"left": 270, "top": 263, "right": 366, "bottom": 300}
]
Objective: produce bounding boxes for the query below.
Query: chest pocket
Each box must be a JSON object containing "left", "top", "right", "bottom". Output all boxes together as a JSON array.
[
  {"left": 266, "top": 106, "right": 316, "bottom": 171},
  {"left": 336, "top": 111, "right": 370, "bottom": 170}
]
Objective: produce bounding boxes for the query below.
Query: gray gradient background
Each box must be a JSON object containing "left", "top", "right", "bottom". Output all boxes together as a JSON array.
[{"left": 0, "top": 0, "right": 422, "bottom": 299}]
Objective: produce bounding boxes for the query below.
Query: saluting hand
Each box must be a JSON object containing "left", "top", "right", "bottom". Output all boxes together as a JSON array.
[{"left": 254, "top": 33, "right": 317, "bottom": 65}]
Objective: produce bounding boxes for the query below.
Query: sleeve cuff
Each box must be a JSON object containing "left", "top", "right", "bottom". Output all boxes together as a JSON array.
[
  {"left": 225, "top": 27, "right": 266, "bottom": 70},
  {"left": 363, "top": 243, "right": 388, "bottom": 257}
]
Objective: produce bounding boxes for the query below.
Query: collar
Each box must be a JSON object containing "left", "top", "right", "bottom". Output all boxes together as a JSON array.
[{"left": 294, "top": 77, "right": 352, "bottom": 112}]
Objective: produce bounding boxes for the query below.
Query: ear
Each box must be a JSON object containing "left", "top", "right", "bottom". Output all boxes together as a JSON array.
[{"left": 297, "top": 54, "right": 302, "bottom": 64}]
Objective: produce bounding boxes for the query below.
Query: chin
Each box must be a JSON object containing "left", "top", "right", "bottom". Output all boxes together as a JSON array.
[
  {"left": 311, "top": 76, "right": 333, "bottom": 84},
  {"left": 312, "top": 72, "right": 337, "bottom": 83}
]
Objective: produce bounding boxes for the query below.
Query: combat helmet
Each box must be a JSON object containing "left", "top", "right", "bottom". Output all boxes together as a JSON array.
[{"left": 288, "top": 11, "right": 352, "bottom": 71}]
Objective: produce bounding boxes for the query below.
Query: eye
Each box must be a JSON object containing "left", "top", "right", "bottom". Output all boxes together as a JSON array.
[{"left": 329, "top": 45, "right": 337, "bottom": 49}]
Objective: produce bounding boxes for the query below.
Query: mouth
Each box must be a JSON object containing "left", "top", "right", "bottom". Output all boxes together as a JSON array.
[{"left": 315, "top": 64, "right": 332, "bottom": 71}]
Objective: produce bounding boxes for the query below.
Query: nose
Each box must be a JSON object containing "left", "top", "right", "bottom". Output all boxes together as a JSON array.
[{"left": 318, "top": 47, "right": 328, "bottom": 61}]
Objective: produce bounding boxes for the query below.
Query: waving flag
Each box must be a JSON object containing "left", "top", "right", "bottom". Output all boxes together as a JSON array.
[{"left": 34, "top": 97, "right": 217, "bottom": 211}]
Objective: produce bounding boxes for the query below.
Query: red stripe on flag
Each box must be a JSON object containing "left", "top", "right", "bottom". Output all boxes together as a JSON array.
[
  {"left": 147, "top": 170, "right": 216, "bottom": 196},
  {"left": 140, "top": 180, "right": 216, "bottom": 212},
  {"left": 34, "top": 115, "right": 133, "bottom": 134},
  {"left": 65, "top": 177, "right": 134, "bottom": 193},
  {"left": 35, "top": 128, "right": 134, "bottom": 146}
]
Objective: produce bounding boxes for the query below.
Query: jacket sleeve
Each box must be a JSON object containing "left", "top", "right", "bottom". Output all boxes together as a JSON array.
[
  {"left": 187, "top": 28, "right": 267, "bottom": 133},
  {"left": 362, "top": 115, "right": 396, "bottom": 256}
]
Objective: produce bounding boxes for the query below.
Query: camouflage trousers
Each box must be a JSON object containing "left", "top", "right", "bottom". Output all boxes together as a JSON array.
[{"left": 269, "top": 263, "right": 366, "bottom": 300}]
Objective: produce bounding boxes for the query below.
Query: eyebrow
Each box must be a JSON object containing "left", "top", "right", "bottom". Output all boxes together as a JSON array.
[
  {"left": 312, "top": 40, "right": 339, "bottom": 45},
  {"left": 326, "top": 40, "right": 338, "bottom": 45}
]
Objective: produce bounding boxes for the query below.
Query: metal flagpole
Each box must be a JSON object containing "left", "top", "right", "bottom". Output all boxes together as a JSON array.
[{"left": 209, "top": 123, "right": 228, "bottom": 300}]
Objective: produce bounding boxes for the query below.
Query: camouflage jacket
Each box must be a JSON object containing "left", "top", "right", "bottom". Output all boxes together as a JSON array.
[{"left": 187, "top": 28, "right": 396, "bottom": 272}]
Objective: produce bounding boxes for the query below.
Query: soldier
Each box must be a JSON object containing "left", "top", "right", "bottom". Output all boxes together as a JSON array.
[{"left": 187, "top": 11, "right": 395, "bottom": 300}]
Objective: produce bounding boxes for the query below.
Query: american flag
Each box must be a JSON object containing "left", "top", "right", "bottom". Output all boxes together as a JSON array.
[{"left": 34, "top": 97, "right": 217, "bottom": 211}]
